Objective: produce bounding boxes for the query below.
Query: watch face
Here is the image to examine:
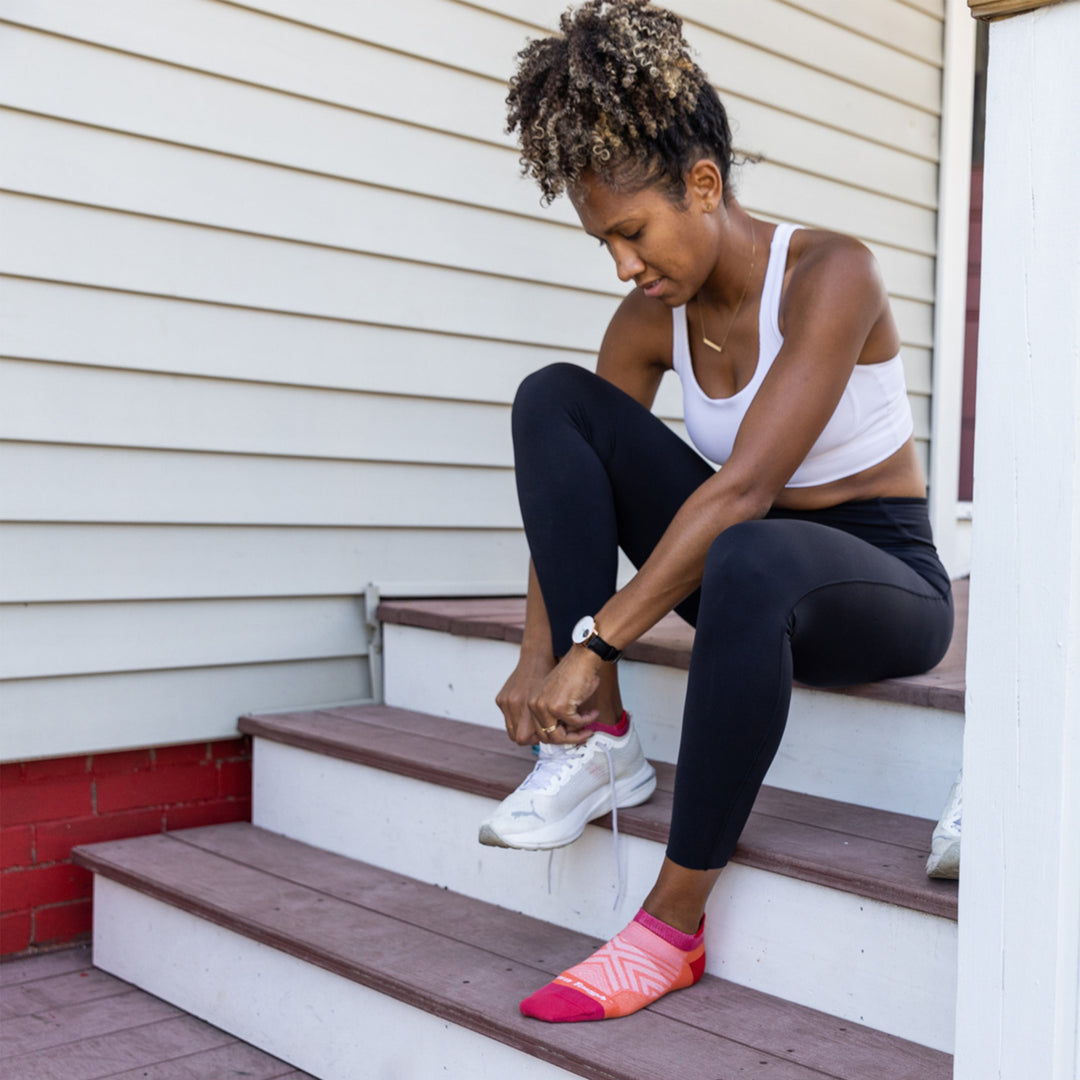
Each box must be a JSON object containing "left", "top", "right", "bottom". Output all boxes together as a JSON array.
[{"left": 571, "top": 615, "right": 595, "bottom": 645}]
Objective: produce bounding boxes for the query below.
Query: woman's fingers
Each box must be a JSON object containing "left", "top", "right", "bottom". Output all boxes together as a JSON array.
[{"left": 496, "top": 676, "right": 541, "bottom": 745}]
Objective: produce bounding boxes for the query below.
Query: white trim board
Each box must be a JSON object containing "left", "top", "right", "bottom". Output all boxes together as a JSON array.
[{"left": 91, "top": 877, "right": 582, "bottom": 1080}]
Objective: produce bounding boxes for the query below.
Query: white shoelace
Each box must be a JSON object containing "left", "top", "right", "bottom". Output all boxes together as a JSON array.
[
  {"left": 521, "top": 742, "right": 587, "bottom": 793},
  {"left": 599, "top": 742, "right": 625, "bottom": 910},
  {"left": 529, "top": 738, "right": 624, "bottom": 910}
]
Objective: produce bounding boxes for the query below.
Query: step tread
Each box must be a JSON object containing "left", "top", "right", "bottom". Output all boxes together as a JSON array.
[
  {"left": 74, "top": 823, "right": 951, "bottom": 1080},
  {"left": 377, "top": 578, "right": 968, "bottom": 714},
  {"left": 239, "top": 705, "right": 958, "bottom": 921}
]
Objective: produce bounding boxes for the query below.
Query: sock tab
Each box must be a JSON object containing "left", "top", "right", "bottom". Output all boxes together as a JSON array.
[{"left": 633, "top": 907, "right": 704, "bottom": 952}]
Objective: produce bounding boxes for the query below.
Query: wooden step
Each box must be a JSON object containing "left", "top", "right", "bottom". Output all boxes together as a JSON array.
[
  {"left": 374, "top": 584, "right": 968, "bottom": 820},
  {"left": 377, "top": 576, "right": 968, "bottom": 713},
  {"left": 239, "top": 705, "right": 958, "bottom": 1051},
  {"left": 240, "top": 704, "right": 957, "bottom": 922},
  {"left": 74, "top": 823, "right": 952, "bottom": 1080}
]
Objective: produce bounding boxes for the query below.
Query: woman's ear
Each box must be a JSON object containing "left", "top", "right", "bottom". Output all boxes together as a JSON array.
[{"left": 687, "top": 159, "right": 723, "bottom": 211}]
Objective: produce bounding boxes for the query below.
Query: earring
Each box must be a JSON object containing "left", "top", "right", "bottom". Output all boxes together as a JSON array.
[{"left": 704, "top": 202, "right": 713, "bottom": 212}]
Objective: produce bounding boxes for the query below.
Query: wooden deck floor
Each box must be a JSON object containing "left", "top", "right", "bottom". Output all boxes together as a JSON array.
[{"left": 0, "top": 946, "right": 314, "bottom": 1080}]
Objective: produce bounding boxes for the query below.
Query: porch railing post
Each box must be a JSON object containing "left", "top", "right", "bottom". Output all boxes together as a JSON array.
[{"left": 954, "top": 2, "right": 1080, "bottom": 1077}]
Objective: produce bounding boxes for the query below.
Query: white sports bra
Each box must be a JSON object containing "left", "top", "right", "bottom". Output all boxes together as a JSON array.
[{"left": 671, "top": 222, "right": 914, "bottom": 488}]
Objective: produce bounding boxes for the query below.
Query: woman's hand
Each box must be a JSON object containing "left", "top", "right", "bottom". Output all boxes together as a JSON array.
[
  {"left": 496, "top": 654, "right": 555, "bottom": 745},
  {"left": 527, "top": 647, "right": 604, "bottom": 745}
]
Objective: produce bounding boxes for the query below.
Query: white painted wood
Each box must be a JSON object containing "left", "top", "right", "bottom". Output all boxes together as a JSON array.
[
  {"left": 0, "top": 24, "right": 576, "bottom": 226},
  {"left": 1, "top": 196, "right": 619, "bottom": 352},
  {"left": 0, "top": 596, "right": 368, "bottom": 679},
  {"left": 466, "top": 0, "right": 944, "bottom": 116},
  {"left": 0, "top": 279, "right": 595, "bottom": 407},
  {"left": 736, "top": 157, "right": 938, "bottom": 257},
  {"left": 383, "top": 625, "right": 964, "bottom": 819},
  {"left": 954, "top": 5, "right": 1080, "bottom": 1079},
  {"left": 953, "top": 506, "right": 973, "bottom": 578},
  {"left": 0, "top": 22, "right": 939, "bottom": 223},
  {"left": 780, "top": 0, "right": 945, "bottom": 62},
  {"left": 0, "top": 197, "right": 934, "bottom": 354},
  {"left": 0, "top": 109, "right": 619, "bottom": 298},
  {"left": 91, "top": 877, "right": 582, "bottom": 1080},
  {"left": 724, "top": 91, "right": 940, "bottom": 208},
  {"left": 252, "top": 739, "right": 957, "bottom": 1051},
  {"left": 1, "top": 358, "right": 516, "bottom": 468},
  {"left": 246, "top": 0, "right": 949, "bottom": 94},
  {"left": 0, "top": 0, "right": 510, "bottom": 149},
  {"left": 0, "top": 523, "right": 529, "bottom": 602},
  {"left": 230, "top": 0, "right": 534, "bottom": 84},
  {"left": 928, "top": 0, "right": 977, "bottom": 580},
  {"left": 0, "top": 657, "right": 369, "bottom": 762},
  {"left": 3, "top": 0, "right": 945, "bottom": 163},
  {"left": 680, "top": 0, "right": 942, "bottom": 112},
  {"left": 903, "top": 0, "right": 947, "bottom": 18},
  {"left": 0, "top": 105, "right": 941, "bottom": 273},
  {"left": 0, "top": 444, "right": 520, "bottom": 528}
]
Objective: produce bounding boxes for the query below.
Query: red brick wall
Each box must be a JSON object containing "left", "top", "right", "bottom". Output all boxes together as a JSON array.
[{"left": 0, "top": 737, "right": 252, "bottom": 957}]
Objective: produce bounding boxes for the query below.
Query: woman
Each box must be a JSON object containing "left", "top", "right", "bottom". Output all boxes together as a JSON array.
[{"left": 481, "top": 0, "right": 953, "bottom": 1024}]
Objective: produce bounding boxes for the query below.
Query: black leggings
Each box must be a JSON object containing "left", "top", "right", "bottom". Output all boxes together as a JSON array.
[{"left": 513, "top": 363, "right": 954, "bottom": 870}]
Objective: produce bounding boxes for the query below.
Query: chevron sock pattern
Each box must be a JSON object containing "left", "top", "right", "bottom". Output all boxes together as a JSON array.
[{"left": 520, "top": 909, "right": 706, "bottom": 1022}]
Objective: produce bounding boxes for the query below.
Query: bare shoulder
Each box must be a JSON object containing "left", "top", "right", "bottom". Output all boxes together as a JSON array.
[
  {"left": 602, "top": 286, "right": 675, "bottom": 367},
  {"left": 786, "top": 229, "right": 885, "bottom": 299},
  {"left": 780, "top": 229, "right": 894, "bottom": 353},
  {"left": 596, "top": 287, "right": 675, "bottom": 405}
]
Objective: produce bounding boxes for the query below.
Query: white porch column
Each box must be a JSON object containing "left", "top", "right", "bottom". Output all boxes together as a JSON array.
[
  {"left": 955, "top": 2, "right": 1080, "bottom": 1079},
  {"left": 928, "top": 0, "right": 976, "bottom": 580}
]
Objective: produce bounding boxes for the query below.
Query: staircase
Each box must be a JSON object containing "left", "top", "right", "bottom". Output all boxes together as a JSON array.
[{"left": 73, "top": 585, "right": 966, "bottom": 1079}]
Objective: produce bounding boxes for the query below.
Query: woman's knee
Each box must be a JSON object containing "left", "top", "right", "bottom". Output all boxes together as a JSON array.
[
  {"left": 702, "top": 521, "right": 780, "bottom": 594},
  {"left": 513, "top": 363, "right": 593, "bottom": 422}
]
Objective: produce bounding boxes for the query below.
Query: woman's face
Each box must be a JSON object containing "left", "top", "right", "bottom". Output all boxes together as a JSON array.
[{"left": 569, "top": 170, "right": 717, "bottom": 307}]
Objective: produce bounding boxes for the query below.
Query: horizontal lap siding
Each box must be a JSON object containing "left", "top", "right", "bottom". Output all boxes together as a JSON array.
[{"left": 0, "top": 0, "right": 945, "bottom": 759}]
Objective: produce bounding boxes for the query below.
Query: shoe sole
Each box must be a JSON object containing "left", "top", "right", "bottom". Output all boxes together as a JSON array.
[
  {"left": 478, "top": 761, "right": 658, "bottom": 851},
  {"left": 925, "top": 838, "right": 960, "bottom": 879}
]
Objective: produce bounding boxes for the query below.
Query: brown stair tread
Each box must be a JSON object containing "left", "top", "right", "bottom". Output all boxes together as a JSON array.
[
  {"left": 74, "top": 824, "right": 951, "bottom": 1080},
  {"left": 239, "top": 705, "right": 958, "bottom": 921},
  {"left": 377, "top": 577, "right": 968, "bottom": 713}
]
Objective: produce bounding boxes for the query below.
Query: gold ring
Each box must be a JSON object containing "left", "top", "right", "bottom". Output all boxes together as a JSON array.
[{"left": 542, "top": 724, "right": 557, "bottom": 734}]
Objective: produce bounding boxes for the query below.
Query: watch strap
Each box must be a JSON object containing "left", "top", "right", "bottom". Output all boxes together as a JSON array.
[{"left": 582, "top": 631, "right": 622, "bottom": 663}]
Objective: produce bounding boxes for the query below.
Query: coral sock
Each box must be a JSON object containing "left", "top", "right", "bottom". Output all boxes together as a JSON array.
[{"left": 520, "top": 909, "right": 705, "bottom": 1022}]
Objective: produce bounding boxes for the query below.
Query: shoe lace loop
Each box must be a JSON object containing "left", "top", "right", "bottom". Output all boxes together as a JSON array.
[
  {"left": 525, "top": 734, "right": 628, "bottom": 911},
  {"left": 520, "top": 742, "right": 586, "bottom": 793},
  {"left": 598, "top": 741, "right": 625, "bottom": 911}
]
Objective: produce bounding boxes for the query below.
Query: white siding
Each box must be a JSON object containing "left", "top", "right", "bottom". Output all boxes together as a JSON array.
[{"left": 0, "top": 0, "right": 947, "bottom": 758}]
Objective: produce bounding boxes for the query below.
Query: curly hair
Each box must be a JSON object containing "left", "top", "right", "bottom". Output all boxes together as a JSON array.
[{"left": 506, "top": 0, "right": 733, "bottom": 205}]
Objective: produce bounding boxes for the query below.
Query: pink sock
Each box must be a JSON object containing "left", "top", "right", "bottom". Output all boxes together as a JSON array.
[
  {"left": 520, "top": 908, "right": 705, "bottom": 1022},
  {"left": 584, "top": 709, "right": 630, "bottom": 737}
]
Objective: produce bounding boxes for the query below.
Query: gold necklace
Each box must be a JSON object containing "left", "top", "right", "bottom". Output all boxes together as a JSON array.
[{"left": 697, "top": 221, "right": 757, "bottom": 354}]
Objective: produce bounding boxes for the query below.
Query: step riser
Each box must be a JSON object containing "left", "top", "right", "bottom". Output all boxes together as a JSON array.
[
  {"left": 253, "top": 738, "right": 957, "bottom": 1053},
  {"left": 383, "top": 624, "right": 964, "bottom": 819},
  {"left": 91, "top": 876, "right": 583, "bottom": 1080}
]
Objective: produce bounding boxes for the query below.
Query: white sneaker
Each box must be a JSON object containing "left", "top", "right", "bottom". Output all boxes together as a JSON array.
[
  {"left": 926, "top": 769, "right": 962, "bottom": 879},
  {"left": 478, "top": 724, "right": 657, "bottom": 850}
]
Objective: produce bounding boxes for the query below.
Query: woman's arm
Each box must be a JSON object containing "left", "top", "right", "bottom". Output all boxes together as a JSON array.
[
  {"left": 495, "top": 560, "right": 556, "bottom": 744},
  {"left": 531, "top": 238, "right": 890, "bottom": 733}
]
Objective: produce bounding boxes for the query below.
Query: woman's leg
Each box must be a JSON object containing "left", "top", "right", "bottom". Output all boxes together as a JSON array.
[
  {"left": 523, "top": 517, "right": 953, "bottom": 1021},
  {"left": 482, "top": 363, "right": 712, "bottom": 852},
  {"left": 666, "top": 517, "right": 953, "bottom": 874},
  {"left": 512, "top": 362, "right": 714, "bottom": 657}
]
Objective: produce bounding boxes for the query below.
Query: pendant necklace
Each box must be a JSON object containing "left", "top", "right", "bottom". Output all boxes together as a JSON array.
[{"left": 697, "top": 220, "right": 757, "bottom": 354}]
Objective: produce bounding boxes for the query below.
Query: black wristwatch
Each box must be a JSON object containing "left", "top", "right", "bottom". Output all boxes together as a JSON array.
[{"left": 571, "top": 615, "right": 622, "bottom": 663}]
